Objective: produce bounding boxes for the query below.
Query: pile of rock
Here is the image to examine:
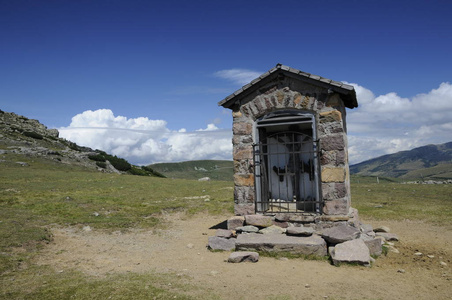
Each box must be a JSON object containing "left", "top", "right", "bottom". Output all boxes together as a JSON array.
[{"left": 208, "top": 212, "right": 399, "bottom": 266}]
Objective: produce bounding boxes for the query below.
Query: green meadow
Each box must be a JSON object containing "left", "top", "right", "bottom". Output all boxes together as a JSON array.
[{"left": 1, "top": 156, "right": 451, "bottom": 299}]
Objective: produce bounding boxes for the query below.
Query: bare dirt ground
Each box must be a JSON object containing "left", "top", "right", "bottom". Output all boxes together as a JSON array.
[{"left": 36, "top": 214, "right": 451, "bottom": 299}]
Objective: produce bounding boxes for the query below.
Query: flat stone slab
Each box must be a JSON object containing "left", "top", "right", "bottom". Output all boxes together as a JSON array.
[
  {"left": 245, "top": 215, "right": 273, "bottom": 227},
  {"left": 286, "top": 226, "right": 315, "bottom": 236},
  {"left": 208, "top": 236, "right": 236, "bottom": 251},
  {"left": 236, "top": 233, "right": 327, "bottom": 257},
  {"left": 274, "top": 213, "right": 316, "bottom": 223},
  {"left": 228, "top": 251, "right": 259, "bottom": 263},
  {"left": 321, "top": 224, "right": 360, "bottom": 244},
  {"left": 236, "top": 225, "right": 259, "bottom": 233},
  {"left": 331, "top": 239, "right": 371, "bottom": 266}
]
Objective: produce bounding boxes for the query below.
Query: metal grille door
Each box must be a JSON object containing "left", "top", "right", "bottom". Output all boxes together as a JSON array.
[{"left": 253, "top": 131, "right": 321, "bottom": 213}]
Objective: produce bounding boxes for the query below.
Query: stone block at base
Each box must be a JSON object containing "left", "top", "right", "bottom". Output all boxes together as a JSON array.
[
  {"left": 228, "top": 251, "right": 259, "bottom": 263},
  {"left": 208, "top": 236, "right": 236, "bottom": 251},
  {"left": 236, "top": 233, "right": 327, "bottom": 257},
  {"left": 330, "top": 239, "right": 370, "bottom": 266}
]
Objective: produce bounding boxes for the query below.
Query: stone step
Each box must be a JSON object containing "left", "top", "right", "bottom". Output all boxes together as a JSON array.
[{"left": 235, "top": 233, "right": 327, "bottom": 257}]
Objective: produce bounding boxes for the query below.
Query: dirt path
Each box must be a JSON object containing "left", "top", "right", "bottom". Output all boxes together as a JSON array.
[{"left": 36, "top": 214, "right": 451, "bottom": 299}]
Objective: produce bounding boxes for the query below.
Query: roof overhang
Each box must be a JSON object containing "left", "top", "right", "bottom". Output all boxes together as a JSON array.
[{"left": 218, "top": 64, "right": 358, "bottom": 109}]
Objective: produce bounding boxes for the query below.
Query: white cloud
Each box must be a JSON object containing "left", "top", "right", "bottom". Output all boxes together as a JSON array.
[
  {"left": 347, "top": 82, "right": 452, "bottom": 164},
  {"left": 214, "top": 69, "right": 262, "bottom": 86},
  {"left": 59, "top": 109, "right": 232, "bottom": 165},
  {"left": 58, "top": 82, "right": 452, "bottom": 167}
]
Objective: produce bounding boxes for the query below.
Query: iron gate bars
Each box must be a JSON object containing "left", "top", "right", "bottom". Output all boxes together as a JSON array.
[{"left": 253, "top": 131, "right": 321, "bottom": 213}]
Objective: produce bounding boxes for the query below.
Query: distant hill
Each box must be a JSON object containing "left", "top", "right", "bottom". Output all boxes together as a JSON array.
[
  {"left": 149, "top": 160, "right": 233, "bottom": 181},
  {"left": 350, "top": 142, "right": 452, "bottom": 180},
  {"left": 0, "top": 109, "right": 164, "bottom": 177}
]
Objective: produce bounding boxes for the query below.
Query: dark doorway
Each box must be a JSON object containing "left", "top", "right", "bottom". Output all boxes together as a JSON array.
[{"left": 253, "top": 111, "right": 321, "bottom": 213}]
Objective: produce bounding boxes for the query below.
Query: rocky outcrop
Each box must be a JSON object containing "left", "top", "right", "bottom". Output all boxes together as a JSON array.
[{"left": 0, "top": 110, "right": 161, "bottom": 177}]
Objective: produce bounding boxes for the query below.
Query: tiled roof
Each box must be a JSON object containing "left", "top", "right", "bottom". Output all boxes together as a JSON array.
[{"left": 218, "top": 64, "right": 358, "bottom": 109}]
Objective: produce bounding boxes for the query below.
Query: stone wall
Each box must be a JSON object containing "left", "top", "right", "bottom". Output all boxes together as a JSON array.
[{"left": 231, "top": 79, "right": 351, "bottom": 216}]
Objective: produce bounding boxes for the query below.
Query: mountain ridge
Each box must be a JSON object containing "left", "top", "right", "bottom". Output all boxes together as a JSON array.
[
  {"left": 350, "top": 141, "right": 452, "bottom": 180},
  {"left": 0, "top": 109, "right": 164, "bottom": 177}
]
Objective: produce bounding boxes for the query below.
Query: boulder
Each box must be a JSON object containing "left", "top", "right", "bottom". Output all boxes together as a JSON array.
[
  {"left": 227, "top": 216, "right": 245, "bottom": 230},
  {"left": 208, "top": 236, "right": 236, "bottom": 251},
  {"left": 236, "top": 233, "right": 327, "bottom": 257},
  {"left": 245, "top": 215, "right": 273, "bottom": 228},
  {"left": 286, "top": 226, "right": 315, "bottom": 236},
  {"left": 228, "top": 251, "right": 259, "bottom": 263},
  {"left": 331, "top": 239, "right": 371, "bottom": 266},
  {"left": 320, "top": 224, "right": 360, "bottom": 244}
]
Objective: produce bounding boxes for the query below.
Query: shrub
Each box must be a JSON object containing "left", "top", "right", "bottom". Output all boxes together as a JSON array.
[
  {"left": 129, "top": 167, "right": 149, "bottom": 176},
  {"left": 96, "top": 161, "right": 107, "bottom": 169},
  {"left": 23, "top": 131, "right": 43, "bottom": 140},
  {"left": 106, "top": 155, "right": 131, "bottom": 172},
  {"left": 88, "top": 154, "right": 106, "bottom": 162},
  {"left": 141, "top": 166, "right": 166, "bottom": 178}
]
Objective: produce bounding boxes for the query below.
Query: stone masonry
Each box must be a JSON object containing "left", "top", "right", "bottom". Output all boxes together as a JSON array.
[{"left": 219, "top": 64, "right": 357, "bottom": 217}]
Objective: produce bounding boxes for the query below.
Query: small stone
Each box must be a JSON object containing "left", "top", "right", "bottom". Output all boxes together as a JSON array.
[
  {"left": 360, "top": 224, "right": 373, "bottom": 233},
  {"left": 245, "top": 215, "right": 273, "bottom": 228},
  {"left": 215, "top": 229, "right": 234, "bottom": 238},
  {"left": 227, "top": 216, "right": 245, "bottom": 230},
  {"left": 414, "top": 252, "right": 423, "bottom": 256},
  {"left": 397, "top": 269, "right": 406, "bottom": 273},
  {"left": 427, "top": 255, "right": 435, "bottom": 259},
  {"left": 93, "top": 212, "right": 99, "bottom": 217},
  {"left": 82, "top": 226, "right": 92, "bottom": 232},
  {"left": 321, "top": 224, "right": 360, "bottom": 244},
  {"left": 186, "top": 243, "right": 194, "bottom": 249},
  {"left": 440, "top": 261, "right": 448, "bottom": 267},
  {"left": 227, "top": 251, "right": 259, "bottom": 263},
  {"left": 374, "top": 226, "right": 390, "bottom": 233},
  {"left": 236, "top": 225, "right": 259, "bottom": 233},
  {"left": 305, "top": 284, "right": 310, "bottom": 288},
  {"left": 388, "top": 246, "right": 400, "bottom": 254},
  {"left": 259, "top": 225, "right": 286, "bottom": 234},
  {"left": 278, "top": 257, "right": 289, "bottom": 261},
  {"left": 375, "top": 232, "right": 399, "bottom": 241}
]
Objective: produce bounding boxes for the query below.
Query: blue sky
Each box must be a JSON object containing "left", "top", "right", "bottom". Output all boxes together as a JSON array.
[{"left": 1, "top": 0, "right": 451, "bottom": 164}]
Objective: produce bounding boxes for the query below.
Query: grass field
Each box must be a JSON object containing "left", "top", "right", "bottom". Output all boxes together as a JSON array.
[{"left": 1, "top": 157, "right": 451, "bottom": 299}]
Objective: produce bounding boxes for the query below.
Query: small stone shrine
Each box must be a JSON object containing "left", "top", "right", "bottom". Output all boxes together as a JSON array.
[
  {"left": 212, "top": 64, "right": 394, "bottom": 265},
  {"left": 218, "top": 64, "right": 357, "bottom": 217}
]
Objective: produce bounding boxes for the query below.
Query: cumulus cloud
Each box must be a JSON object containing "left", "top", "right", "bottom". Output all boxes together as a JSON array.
[
  {"left": 214, "top": 69, "right": 262, "bottom": 86},
  {"left": 59, "top": 109, "right": 232, "bottom": 165},
  {"left": 58, "top": 82, "right": 452, "bottom": 166},
  {"left": 346, "top": 82, "right": 452, "bottom": 164}
]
